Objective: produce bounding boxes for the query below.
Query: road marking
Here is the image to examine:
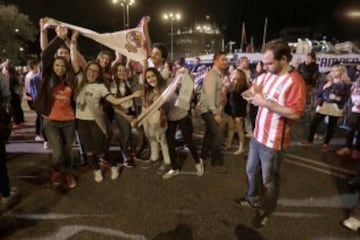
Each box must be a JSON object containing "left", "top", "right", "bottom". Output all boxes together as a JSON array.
[
  {"left": 16, "top": 175, "right": 41, "bottom": 179},
  {"left": 284, "top": 159, "right": 350, "bottom": 179},
  {"left": 23, "top": 225, "right": 146, "bottom": 240},
  {"left": 273, "top": 212, "right": 323, "bottom": 218},
  {"left": 13, "top": 213, "right": 112, "bottom": 220},
  {"left": 279, "top": 193, "right": 358, "bottom": 208},
  {"left": 286, "top": 154, "right": 357, "bottom": 175}
]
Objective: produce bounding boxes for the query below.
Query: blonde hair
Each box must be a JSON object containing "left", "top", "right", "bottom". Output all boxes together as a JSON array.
[{"left": 327, "top": 64, "right": 350, "bottom": 83}]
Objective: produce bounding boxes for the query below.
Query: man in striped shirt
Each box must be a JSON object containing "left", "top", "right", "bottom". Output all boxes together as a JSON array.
[{"left": 235, "top": 39, "right": 306, "bottom": 227}]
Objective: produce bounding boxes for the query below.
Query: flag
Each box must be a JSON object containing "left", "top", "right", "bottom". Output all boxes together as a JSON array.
[
  {"left": 44, "top": 17, "right": 151, "bottom": 63},
  {"left": 136, "top": 73, "right": 183, "bottom": 127},
  {"left": 240, "top": 22, "right": 247, "bottom": 52}
]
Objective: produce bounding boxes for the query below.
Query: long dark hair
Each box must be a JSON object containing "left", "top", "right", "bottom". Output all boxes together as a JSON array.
[
  {"left": 143, "top": 67, "right": 166, "bottom": 106},
  {"left": 42, "top": 56, "right": 74, "bottom": 91}
]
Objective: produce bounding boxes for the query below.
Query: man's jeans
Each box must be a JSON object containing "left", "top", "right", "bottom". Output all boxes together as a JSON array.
[
  {"left": 246, "top": 138, "right": 282, "bottom": 212},
  {"left": 200, "top": 112, "right": 223, "bottom": 166},
  {"left": 43, "top": 119, "right": 75, "bottom": 172}
]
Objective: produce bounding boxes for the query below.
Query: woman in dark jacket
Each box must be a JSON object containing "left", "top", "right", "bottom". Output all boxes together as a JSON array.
[
  {"left": 299, "top": 64, "right": 351, "bottom": 152},
  {"left": 33, "top": 26, "right": 77, "bottom": 189}
]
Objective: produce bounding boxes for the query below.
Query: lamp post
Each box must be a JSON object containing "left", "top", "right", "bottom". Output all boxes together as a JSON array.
[
  {"left": 112, "top": 0, "right": 135, "bottom": 29},
  {"left": 163, "top": 12, "right": 181, "bottom": 61}
]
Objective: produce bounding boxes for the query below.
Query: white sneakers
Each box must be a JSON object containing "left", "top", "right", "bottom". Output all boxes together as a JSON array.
[
  {"left": 110, "top": 166, "right": 119, "bottom": 180},
  {"left": 94, "top": 167, "right": 119, "bottom": 182},
  {"left": 342, "top": 216, "right": 360, "bottom": 231},
  {"left": 43, "top": 141, "right": 51, "bottom": 149},
  {"left": 94, "top": 169, "right": 103, "bottom": 182},
  {"left": 233, "top": 143, "right": 244, "bottom": 155},
  {"left": 195, "top": 158, "right": 204, "bottom": 176},
  {"left": 34, "top": 135, "right": 44, "bottom": 142},
  {"left": 162, "top": 169, "right": 180, "bottom": 179}
]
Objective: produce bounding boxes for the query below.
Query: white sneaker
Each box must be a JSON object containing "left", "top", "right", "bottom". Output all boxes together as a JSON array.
[
  {"left": 342, "top": 217, "right": 360, "bottom": 231},
  {"left": 110, "top": 166, "right": 119, "bottom": 180},
  {"left": 233, "top": 144, "right": 244, "bottom": 155},
  {"left": 195, "top": 158, "right": 204, "bottom": 176},
  {"left": 94, "top": 169, "right": 103, "bottom": 182},
  {"left": 163, "top": 169, "right": 180, "bottom": 179},
  {"left": 43, "top": 141, "right": 52, "bottom": 149},
  {"left": 34, "top": 135, "right": 44, "bottom": 142}
]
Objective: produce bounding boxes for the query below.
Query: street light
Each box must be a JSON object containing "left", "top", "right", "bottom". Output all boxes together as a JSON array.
[
  {"left": 112, "top": 0, "right": 135, "bottom": 29},
  {"left": 347, "top": 10, "right": 360, "bottom": 18},
  {"left": 163, "top": 12, "right": 181, "bottom": 61}
]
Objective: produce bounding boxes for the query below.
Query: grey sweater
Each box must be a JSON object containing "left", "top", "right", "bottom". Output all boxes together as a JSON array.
[{"left": 198, "top": 67, "right": 223, "bottom": 115}]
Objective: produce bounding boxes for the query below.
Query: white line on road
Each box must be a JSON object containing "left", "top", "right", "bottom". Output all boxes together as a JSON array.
[
  {"left": 284, "top": 159, "right": 349, "bottom": 179},
  {"left": 286, "top": 154, "right": 357, "bottom": 175}
]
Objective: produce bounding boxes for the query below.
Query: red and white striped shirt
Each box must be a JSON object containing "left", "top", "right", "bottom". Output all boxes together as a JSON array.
[{"left": 253, "top": 70, "right": 306, "bottom": 150}]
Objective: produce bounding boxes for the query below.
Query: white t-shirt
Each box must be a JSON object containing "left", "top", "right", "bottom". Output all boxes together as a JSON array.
[
  {"left": 75, "top": 74, "right": 111, "bottom": 120},
  {"left": 109, "top": 80, "right": 134, "bottom": 110}
]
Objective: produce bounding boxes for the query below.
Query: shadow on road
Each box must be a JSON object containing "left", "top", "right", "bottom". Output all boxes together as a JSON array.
[
  {"left": 234, "top": 223, "right": 264, "bottom": 240},
  {"left": 153, "top": 224, "right": 193, "bottom": 240}
]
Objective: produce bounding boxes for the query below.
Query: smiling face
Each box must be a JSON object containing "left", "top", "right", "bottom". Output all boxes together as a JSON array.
[
  {"left": 53, "top": 58, "right": 66, "bottom": 77},
  {"left": 86, "top": 63, "right": 100, "bottom": 83},
  {"left": 116, "top": 65, "right": 127, "bottom": 80},
  {"left": 97, "top": 53, "right": 111, "bottom": 69},
  {"left": 150, "top": 47, "right": 163, "bottom": 66},
  {"left": 145, "top": 70, "right": 158, "bottom": 88}
]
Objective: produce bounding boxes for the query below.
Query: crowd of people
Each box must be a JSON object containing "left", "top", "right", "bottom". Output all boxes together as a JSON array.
[{"left": 1, "top": 18, "right": 360, "bottom": 230}]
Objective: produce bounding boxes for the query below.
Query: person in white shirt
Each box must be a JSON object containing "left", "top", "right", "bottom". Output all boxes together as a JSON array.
[{"left": 71, "top": 33, "right": 141, "bottom": 182}]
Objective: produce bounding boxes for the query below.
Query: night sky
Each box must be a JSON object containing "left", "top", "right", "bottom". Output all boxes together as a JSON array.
[{"left": 3, "top": 0, "right": 360, "bottom": 53}]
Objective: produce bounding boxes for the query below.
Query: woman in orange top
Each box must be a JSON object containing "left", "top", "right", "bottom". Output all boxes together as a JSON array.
[{"left": 33, "top": 26, "right": 77, "bottom": 189}]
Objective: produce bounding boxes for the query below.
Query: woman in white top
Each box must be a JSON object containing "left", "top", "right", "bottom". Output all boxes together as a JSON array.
[{"left": 70, "top": 33, "right": 141, "bottom": 182}]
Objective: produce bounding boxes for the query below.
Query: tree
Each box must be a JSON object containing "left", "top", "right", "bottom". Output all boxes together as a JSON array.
[{"left": 0, "top": 4, "right": 37, "bottom": 64}]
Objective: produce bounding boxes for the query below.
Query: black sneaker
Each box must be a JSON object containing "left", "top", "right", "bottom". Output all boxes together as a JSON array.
[
  {"left": 252, "top": 210, "right": 269, "bottom": 228},
  {"left": 234, "top": 197, "right": 260, "bottom": 209}
]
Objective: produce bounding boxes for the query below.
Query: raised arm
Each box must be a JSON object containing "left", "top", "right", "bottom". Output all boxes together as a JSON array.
[
  {"left": 41, "top": 26, "right": 68, "bottom": 74},
  {"left": 70, "top": 31, "right": 80, "bottom": 73},
  {"left": 39, "top": 17, "right": 49, "bottom": 51}
]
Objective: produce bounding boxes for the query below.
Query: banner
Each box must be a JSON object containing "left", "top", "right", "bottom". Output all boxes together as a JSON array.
[
  {"left": 188, "top": 53, "right": 360, "bottom": 73},
  {"left": 136, "top": 74, "right": 183, "bottom": 127},
  {"left": 44, "top": 17, "right": 150, "bottom": 63}
]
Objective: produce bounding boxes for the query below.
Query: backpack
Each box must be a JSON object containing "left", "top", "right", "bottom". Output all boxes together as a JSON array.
[{"left": 0, "top": 88, "right": 12, "bottom": 140}]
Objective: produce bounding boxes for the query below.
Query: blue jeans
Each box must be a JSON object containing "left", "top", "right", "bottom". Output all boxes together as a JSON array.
[
  {"left": 114, "top": 114, "right": 134, "bottom": 160},
  {"left": 43, "top": 119, "right": 75, "bottom": 172},
  {"left": 246, "top": 138, "right": 282, "bottom": 212},
  {"left": 200, "top": 112, "right": 223, "bottom": 166}
]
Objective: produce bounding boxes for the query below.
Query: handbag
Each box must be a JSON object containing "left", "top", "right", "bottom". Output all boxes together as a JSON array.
[{"left": 316, "top": 101, "right": 343, "bottom": 117}]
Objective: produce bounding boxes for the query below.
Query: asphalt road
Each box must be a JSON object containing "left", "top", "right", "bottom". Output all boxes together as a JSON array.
[{"left": 1, "top": 106, "right": 360, "bottom": 240}]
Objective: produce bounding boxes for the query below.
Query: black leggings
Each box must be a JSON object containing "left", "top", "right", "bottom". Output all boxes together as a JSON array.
[{"left": 307, "top": 113, "right": 338, "bottom": 144}]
